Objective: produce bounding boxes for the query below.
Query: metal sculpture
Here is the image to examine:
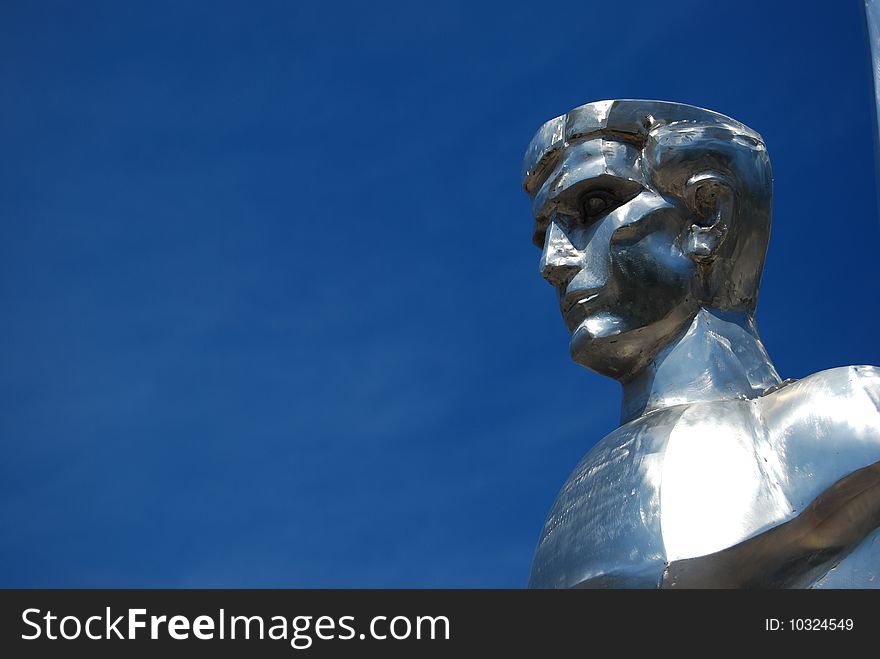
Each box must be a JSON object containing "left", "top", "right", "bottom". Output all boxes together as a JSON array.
[{"left": 523, "top": 100, "right": 880, "bottom": 588}]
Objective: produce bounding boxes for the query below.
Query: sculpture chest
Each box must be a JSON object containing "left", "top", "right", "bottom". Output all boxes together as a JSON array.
[
  {"left": 529, "top": 401, "right": 781, "bottom": 587},
  {"left": 529, "top": 369, "right": 880, "bottom": 588}
]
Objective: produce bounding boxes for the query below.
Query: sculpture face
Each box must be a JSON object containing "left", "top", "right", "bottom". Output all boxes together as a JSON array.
[
  {"left": 535, "top": 137, "right": 699, "bottom": 380},
  {"left": 523, "top": 101, "right": 773, "bottom": 381}
]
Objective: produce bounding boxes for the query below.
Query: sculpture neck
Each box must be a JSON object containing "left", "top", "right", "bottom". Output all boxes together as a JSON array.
[{"left": 620, "top": 307, "right": 781, "bottom": 425}]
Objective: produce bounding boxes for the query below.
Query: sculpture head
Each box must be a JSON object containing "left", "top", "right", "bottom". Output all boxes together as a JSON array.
[{"left": 523, "top": 100, "right": 773, "bottom": 381}]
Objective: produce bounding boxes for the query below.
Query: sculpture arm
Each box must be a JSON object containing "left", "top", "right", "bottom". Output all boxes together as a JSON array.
[{"left": 661, "top": 460, "right": 880, "bottom": 588}]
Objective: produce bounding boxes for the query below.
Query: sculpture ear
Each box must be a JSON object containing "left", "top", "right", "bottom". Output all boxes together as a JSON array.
[{"left": 682, "top": 171, "right": 734, "bottom": 262}]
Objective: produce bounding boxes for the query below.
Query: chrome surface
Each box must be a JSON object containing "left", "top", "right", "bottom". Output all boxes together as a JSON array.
[
  {"left": 523, "top": 100, "right": 880, "bottom": 588},
  {"left": 867, "top": 1, "right": 880, "bottom": 154}
]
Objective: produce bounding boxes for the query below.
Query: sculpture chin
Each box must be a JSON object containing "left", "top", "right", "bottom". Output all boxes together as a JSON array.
[
  {"left": 569, "top": 305, "right": 700, "bottom": 381},
  {"left": 569, "top": 321, "right": 640, "bottom": 381}
]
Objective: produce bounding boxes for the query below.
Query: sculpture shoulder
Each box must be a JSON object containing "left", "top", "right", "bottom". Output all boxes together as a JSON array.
[
  {"left": 759, "top": 365, "right": 880, "bottom": 449},
  {"left": 758, "top": 365, "right": 880, "bottom": 511},
  {"left": 528, "top": 407, "right": 685, "bottom": 588},
  {"left": 764, "top": 365, "right": 879, "bottom": 412}
]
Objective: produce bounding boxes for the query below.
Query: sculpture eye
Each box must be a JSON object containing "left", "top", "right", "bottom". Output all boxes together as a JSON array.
[{"left": 580, "top": 190, "right": 616, "bottom": 220}]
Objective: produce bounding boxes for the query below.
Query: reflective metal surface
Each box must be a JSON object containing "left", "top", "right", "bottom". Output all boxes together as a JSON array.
[
  {"left": 523, "top": 100, "right": 880, "bottom": 588},
  {"left": 866, "top": 1, "right": 880, "bottom": 156}
]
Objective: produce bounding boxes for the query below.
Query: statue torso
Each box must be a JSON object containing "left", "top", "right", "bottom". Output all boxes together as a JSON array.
[{"left": 528, "top": 365, "right": 880, "bottom": 588}]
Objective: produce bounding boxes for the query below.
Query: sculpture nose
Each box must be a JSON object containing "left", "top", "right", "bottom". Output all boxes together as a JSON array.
[{"left": 540, "top": 220, "right": 581, "bottom": 287}]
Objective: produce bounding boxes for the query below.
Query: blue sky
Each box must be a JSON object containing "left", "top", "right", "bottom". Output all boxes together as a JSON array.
[{"left": 1, "top": 0, "right": 879, "bottom": 587}]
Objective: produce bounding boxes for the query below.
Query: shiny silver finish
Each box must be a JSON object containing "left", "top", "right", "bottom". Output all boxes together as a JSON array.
[
  {"left": 524, "top": 100, "right": 880, "bottom": 588},
  {"left": 866, "top": 0, "right": 880, "bottom": 216},
  {"left": 866, "top": 1, "right": 880, "bottom": 153}
]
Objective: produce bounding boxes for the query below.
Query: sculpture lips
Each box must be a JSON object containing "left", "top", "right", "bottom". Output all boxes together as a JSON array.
[{"left": 561, "top": 291, "right": 600, "bottom": 330}]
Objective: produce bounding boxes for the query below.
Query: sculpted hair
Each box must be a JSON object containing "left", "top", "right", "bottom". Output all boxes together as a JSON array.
[{"left": 643, "top": 122, "right": 773, "bottom": 311}]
